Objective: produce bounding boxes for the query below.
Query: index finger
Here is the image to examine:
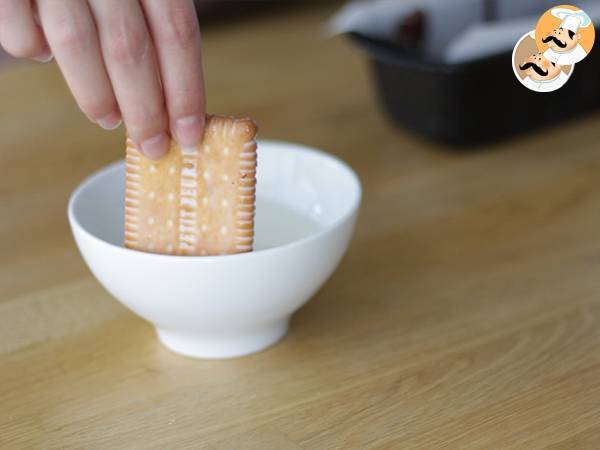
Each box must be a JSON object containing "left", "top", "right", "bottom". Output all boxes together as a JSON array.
[{"left": 141, "top": 0, "right": 205, "bottom": 147}]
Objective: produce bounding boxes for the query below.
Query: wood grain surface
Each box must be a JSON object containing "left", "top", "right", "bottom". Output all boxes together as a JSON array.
[{"left": 2, "top": 2, "right": 600, "bottom": 448}]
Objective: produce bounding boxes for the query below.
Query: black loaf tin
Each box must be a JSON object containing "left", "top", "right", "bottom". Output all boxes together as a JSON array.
[{"left": 349, "top": 32, "right": 600, "bottom": 147}]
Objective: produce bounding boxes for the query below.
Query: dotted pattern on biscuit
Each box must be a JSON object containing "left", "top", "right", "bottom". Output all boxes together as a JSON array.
[{"left": 124, "top": 115, "right": 258, "bottom": 256}]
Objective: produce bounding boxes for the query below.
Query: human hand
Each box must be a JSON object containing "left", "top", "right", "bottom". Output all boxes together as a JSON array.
[{"left": 0, "top": 0, "right": 205, "bottom": 159}]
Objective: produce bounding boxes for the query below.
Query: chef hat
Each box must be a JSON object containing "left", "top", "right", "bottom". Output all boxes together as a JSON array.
[{"left": 551, "top": 8, "right": 592, "bottom": 33}]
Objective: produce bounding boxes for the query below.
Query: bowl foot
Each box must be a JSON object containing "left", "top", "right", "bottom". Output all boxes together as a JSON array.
[{"left": 156, "top": 319, "right": 289, "bottom": 359}]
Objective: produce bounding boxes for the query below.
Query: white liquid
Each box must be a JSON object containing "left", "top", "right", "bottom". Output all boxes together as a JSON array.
[{"left": 253, "top": 197, "right": 322, "bottom": 250}]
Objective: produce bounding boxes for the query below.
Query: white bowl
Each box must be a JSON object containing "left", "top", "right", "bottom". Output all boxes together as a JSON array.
[{"left": 68, "top": 140, "right": 361, "bottom": 359}]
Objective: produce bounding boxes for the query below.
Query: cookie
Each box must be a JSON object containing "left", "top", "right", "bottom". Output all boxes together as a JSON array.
[{"left": 124, "top": 115, "right": 258, "bottom": 256}]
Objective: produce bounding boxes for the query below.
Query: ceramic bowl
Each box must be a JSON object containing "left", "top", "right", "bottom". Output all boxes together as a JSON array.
[{"left": 68, "top": 140, "right": 361, "bottom": 358}]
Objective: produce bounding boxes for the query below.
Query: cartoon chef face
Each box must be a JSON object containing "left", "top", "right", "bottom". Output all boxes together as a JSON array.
[
  {"left": 542, "top": 27, "right": 581, "bottom": 52},
  {"left": 519, "top": 52, "right": 562, "bottom": 81}
]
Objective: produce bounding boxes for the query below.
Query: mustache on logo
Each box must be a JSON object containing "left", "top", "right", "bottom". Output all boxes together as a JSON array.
[
  {"left": 519, "top": 62, "right": 549, "bottom": 77},
  {"left": 542, "top": 35, "right": 567, "bottom": 48}
]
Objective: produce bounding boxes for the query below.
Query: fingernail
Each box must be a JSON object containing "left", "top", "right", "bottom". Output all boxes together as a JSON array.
[
  {"left": 141, "top": 132, "right": 169, "bottom": 160},
  {"left": 96, "top": 111, "right": 122, "bottom": 130},
  {"left": 174, "top": 115, "right": 204, "bottom": 147},
  {"left": 33, "top": 52, "right": 54, "bottom": 63}
]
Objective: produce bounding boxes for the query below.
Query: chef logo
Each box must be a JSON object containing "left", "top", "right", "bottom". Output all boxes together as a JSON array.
[
  {"left": 512, "top": 5, "right": 595, "bottom": 93},
  {"left": 512, "top": 31, "right": 573, "bottom": 93},
  {"left": 537, "top": 6, "right": 595, "bottom": 65}
]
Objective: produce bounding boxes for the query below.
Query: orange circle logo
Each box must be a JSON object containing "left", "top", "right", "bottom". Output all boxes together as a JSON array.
[{"left": 535, "top": 5, "right": 595, "bottom": 65}]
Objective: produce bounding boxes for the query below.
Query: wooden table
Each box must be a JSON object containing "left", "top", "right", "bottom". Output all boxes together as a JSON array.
[{"left": 2, "top": 3, "right": 600, "bottom": 448}]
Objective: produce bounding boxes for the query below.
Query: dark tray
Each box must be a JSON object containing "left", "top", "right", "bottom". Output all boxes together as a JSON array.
[{"left": 349, "top": 32, "right": 600, "bottom": 147}]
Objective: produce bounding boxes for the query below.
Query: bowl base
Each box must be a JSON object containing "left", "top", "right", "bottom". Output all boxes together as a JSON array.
[{"left": 156, "top": 319, "right": 289, "bottom": 359}]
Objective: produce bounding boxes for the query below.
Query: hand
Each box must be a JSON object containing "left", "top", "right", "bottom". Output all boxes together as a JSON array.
[{"left": 0, "top": 0, "right": 205, "bottom": 159}]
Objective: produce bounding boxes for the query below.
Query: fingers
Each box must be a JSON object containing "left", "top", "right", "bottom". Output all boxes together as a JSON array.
[
  {"left": 37, "top": 0, "right": 120, "bottom": 130},
  {"left": 88, "top": 0, "right": 169, "bottom": 159},
  {"left": 0, "top": 0, "right": 50, "bottom": 60},
  {"left": 141, "top": 0, "right": 205, "bottom": 147},
  {"left": 1, "top": 0, "right": 192, "bottom": 160}
]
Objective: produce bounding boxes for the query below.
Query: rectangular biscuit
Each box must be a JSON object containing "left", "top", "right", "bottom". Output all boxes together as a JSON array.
[{"left": 124, "top": 115, "right": 258, "bottom": 256}]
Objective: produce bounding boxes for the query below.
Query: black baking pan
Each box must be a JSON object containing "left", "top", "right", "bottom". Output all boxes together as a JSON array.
[{"left": 349, "top": 31, "right": 600, "bottom": 147}]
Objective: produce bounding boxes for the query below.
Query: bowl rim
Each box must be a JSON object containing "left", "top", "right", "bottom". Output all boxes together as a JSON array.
[{"left": 68, "top": 139, "right": 362, "bottom": 262}]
